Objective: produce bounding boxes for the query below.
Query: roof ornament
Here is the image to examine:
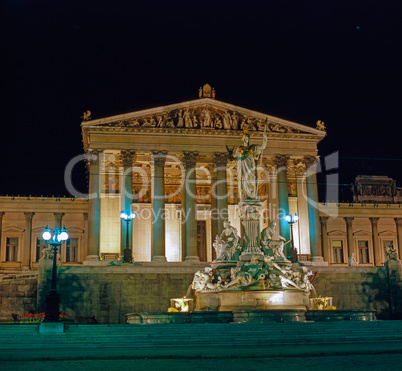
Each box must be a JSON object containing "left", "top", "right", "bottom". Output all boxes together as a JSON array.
[
  {"left": 316, "top": 120, "right": 326, "bottom": 131},
  {"left": 81, "top": 110, "right": 92, "bottom": 121},
  {"left": 199, "top": 84, "right": 216, "bottom": 99}
]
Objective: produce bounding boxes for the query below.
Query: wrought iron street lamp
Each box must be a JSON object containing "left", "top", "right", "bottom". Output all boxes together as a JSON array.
[
  {"left": 285, "top": 214, "right": 299, "bottom": 263},
  {"left": 42, "top": 226, "right": 69, "bottom": 322},
  {"left": 120, "top": 212, "right": 135, "bottom": 263}
]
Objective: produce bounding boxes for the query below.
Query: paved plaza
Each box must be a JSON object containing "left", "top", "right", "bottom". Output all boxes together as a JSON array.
[{"left": 2, "top": 354, "right": 402, "bottom": 371}]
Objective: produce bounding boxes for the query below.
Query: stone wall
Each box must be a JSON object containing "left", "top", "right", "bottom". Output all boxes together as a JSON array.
[
  {"left": 32, "top": 260, "right": 402, "bottom": 324},
  {"left": 37, "top": 261, "right": 209, "bottom": 324},
  {"left": 310, "top": 261, "right": 402, "bottom": 319},
  {"left": 0, "top": 273, "right": 37, "bottom": 322}
]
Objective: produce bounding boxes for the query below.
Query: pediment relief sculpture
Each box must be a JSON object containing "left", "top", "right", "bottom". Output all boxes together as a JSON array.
[{"left": 95, "top": 105, "right": 308, "bottom": 135}]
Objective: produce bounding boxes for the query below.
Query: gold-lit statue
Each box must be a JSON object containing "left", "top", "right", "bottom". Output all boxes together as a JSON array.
[
  {"left": 316, "top": 120, "right": 326, "bottom": 131},
  {"left": 198, "top": 84, "right": 215, "bottom": 98},
  {"left": 81, "top": 110, "right": 92, "bottom": 121}
]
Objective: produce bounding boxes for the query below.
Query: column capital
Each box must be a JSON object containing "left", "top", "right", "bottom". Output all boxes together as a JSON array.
[
  {"left": 369, "top": 217, "right": 380, "bottom": 225},
  {"left": 24, "top": 212, "right": 35, "bottom": 221},
  {"left": 54, "top": 212, "right": 65, "bottom": 228},
  {"left": 0, "top": 212, "right": 4, "bottom": 218},
  {"left": 152, "top": 151, "right": 167, "bottom": 167},
  {"left": 302, "top": 155, "right": 319, "bottom": 168},
  {"left": 213, "top": 152, "right": 229, "bottom": 167},
  {"left": 394, "top": 217, "right": 402, "bottom": 226},
  {"left": 87, "top": 149, "right": 102, "bottom": 166},
  {"left": 121, "top": 150, "right": 136, "bottom": 167},
  {"left": 320, "top": 216, "right": 329, "bottom": 226},
  {"left": 273, "top": 154, "right": 290, "bottom": 168},
  {"left": 183, "top": 151, "right": 199, "bottom": 168},
  {"left": 344, "top": 217, "right": 354, "bottom": 226}
]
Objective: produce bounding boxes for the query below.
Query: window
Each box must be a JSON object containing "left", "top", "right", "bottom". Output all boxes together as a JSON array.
[
  {"left": 6, "top": 237, "right": 19, "bottom": 262},
  {"left": 332, "top": 240, "right": 344, "bottom": 263},
  {"left": 36, "top": 237, "right": 48, "bottom": 262},
  {"left": 66, "top": 238, "right": 78, "bottom": 262},
  {"left": 358, "top": 240, "right": 370, "bottom": 263}
]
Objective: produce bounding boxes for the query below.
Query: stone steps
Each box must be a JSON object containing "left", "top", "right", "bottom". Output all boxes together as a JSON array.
[
  {"left": 1, "top": 322, "right": 402, "bottom": 348},
  {"left": 1, "top": 322, "right": 402, "bottom": 360}
]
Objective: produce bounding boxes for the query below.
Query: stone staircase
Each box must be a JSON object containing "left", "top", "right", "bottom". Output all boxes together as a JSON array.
[{"left": 1, "top": 321, "right": 402, "bottom": 360}]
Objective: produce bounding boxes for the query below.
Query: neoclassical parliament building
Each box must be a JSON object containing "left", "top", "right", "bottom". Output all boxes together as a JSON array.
[{"left": 1, "top": 85, "right": 402, "bottom": 271}]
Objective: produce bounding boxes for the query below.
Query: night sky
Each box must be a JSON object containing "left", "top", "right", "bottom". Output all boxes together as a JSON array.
[{"left": 1, "top": 0, "right": 401, "bottom": 201}]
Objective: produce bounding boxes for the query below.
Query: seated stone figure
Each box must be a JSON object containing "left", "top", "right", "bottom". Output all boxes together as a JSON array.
[
  {"left": 213, "top": 221, "right": 242, "bottom": 261},
  {"left": 260, "top": 221, "right": 289, "bottom": 261}
]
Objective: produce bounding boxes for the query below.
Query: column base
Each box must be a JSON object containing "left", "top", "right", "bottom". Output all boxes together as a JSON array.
[
  {"left": 83, "top": 255, "right": 102, "bottom": 265},
  {"left": 152, "top": 256, "right": 167, "bottom": 262},
  {"left": 184, "top": 256, "right": 200, "bottom": 263}
]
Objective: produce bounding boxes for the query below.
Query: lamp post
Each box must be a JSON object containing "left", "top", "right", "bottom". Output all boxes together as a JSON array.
[
  {"left": 42, "top": 226, "right": 68, "bottom": 322},
  {"left": 120, "top": 212, "right": 135, "bottom": 263},
  {"left": 285, "top": 214, "right": 299, "bottom": 263}
]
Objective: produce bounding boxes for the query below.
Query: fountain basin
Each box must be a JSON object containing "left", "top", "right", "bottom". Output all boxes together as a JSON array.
[
  {"left": 306, "top": 310, "right": 377, "bottom": 321},
  {"left": 195, "top": 290, "right": 309, "bottom": 312},
  {"left": 233, "top": 309, "right": 307, "bottom": 323},
  {"left": 126, "top": 311, "right": 233, "bottom": 324}
]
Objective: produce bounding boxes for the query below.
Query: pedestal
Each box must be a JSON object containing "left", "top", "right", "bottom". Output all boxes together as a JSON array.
[{"left": 239, "top": 199, "right": 264, "bottom": 256}]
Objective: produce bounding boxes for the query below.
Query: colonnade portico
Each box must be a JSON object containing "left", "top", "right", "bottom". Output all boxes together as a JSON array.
[
  {"left": 81, "top": 95, "right": 326, "bottom": 264},
  {"left": 83, "top": 149, "right": 325, "bottom": 264}
]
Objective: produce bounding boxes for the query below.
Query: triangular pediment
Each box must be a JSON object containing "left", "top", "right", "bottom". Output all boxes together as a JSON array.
[
  {"left": 327, "top": 230, "right": 347, "bottom": 236},
  {"left": 353, "top": 229, "right": 372, "bottom": 236},
  {"left": 3, "top": 226, "right": 25, "bottom": 233},
  {"left": 378, "top": 230, "right": 397, "bottom": 237},
  {"left": 82, "top": 98, "right": 325, "bottom": 139}
]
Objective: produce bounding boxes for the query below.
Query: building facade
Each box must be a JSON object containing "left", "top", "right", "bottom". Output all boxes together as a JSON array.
[{"left": 1, "top": 87, "right": 401, "bottom": 270}]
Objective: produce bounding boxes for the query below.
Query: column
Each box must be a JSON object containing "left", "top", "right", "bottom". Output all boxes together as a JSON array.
[
  {"left": 0, "top": 212, "right": 4, "bottom": 259},
  {"left": 53, "top": 213, "right": 65, "bottom": 229},
  {"left": 303, "top": 156, "right": 323, "bottom": 262},
  {"left": 183, "top": 151, "right": 199, "bottom": 262},
  {"left": 320, "top": 217, "right": 330, "bottom": 262},
  {"left": 83, "top": 213, "right": 88, "bottom": 262},
  {"left": 23, "top": 212, "right": 35, "bottom": 270},
  {"left": 344, "top": 217, "right": 355, "bottom": 260},
  {"left": 266, "top": 164, "right": 279, "bottom": 226},
  {"left": 120, "top": 150, "right": 136, "bottom": 260},
  {"left": 370, "top": 217, "right": 381, "bottom": 266},
  {"left": 208, "top": 164, "right": 218, "bottom": 260},
  {"left": 152, "top": 151, "right": 167, "bottom": 262},
  {"left": 85, "top": 149, "right": 101, "bottom": 262},
  {"left": 394, "top": 218, "right": 402, "bottom": 260},
  {"left": 296, "top": 173, "right": 310, "bottom": 255},
  {"left": 181, "top": 176, "right": 186, "bottom": 261},
  {"left": 214, "top": 153, "right": 229, "bottom": 236},
  {"left": 273, "top": 155, "right": 290, "bottom": 256}
]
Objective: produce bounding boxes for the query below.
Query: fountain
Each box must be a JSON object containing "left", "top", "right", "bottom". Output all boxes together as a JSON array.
[
  {"left": 126, "top": 126, "right": 376, "bottom": 324},
  {"left": 190, "top": 125, "right": 314, "bottom": 322}
]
